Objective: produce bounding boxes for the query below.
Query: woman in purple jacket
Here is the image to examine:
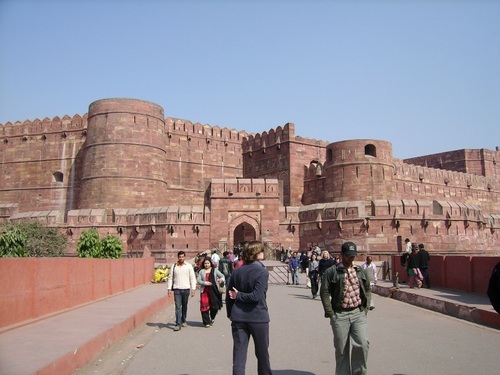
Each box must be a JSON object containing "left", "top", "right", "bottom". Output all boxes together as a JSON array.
[{"left": 226, "top": 241, "right": 272, "bottom": 375}]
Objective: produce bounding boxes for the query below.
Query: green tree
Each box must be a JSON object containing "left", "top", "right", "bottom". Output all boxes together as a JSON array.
[
  {"left": 76, "top": 229, "right": 102, "bottom": 258},
  {"left": 100, "top": 235, "right": 123, "bottom": 259}
]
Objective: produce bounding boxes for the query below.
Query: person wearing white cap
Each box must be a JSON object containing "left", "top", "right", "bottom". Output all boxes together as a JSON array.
[{"left": 320, "top": 241, "right": 371, "bottom": 375}]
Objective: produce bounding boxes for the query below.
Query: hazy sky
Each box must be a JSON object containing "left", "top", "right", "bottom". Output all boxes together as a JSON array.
[{"left": 1, "top": 0, "right": 499, "bottom": 159}]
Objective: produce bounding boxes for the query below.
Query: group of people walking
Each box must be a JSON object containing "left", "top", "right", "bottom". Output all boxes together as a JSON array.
[
  {"left": 167, "top": 243, "right": 272, "bottom": 375},
  {"left": 402, "top": 238, "right": 431, "bottom": 288},
  {"left": 167, "top": 240, "right": 377, "bottom": 375}
]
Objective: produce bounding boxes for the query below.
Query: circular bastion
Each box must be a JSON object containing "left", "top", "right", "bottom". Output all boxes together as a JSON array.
[{"left": 78, "top": 98, "right": 167, "bottom": 209}]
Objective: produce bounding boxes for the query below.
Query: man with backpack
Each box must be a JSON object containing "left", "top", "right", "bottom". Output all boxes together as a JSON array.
[{"left": 219, "top": 251, "right": 234, "bottom": 284}]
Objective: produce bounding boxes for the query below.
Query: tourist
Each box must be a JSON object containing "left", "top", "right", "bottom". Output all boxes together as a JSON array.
[
  {"left": 289, "top": 251, "right": 300, "bottom": 285},
  {"left": 487, "top": 261, "right": 500, "bottom": 314},
  {"left": 211, "top": 249, "right": 220, "bottom": 267},
  {"left": 407, "top": 245, "right": 423, "bottom": 288},
  {"left": 300, "top": 251, "right": 309, "bottom": 274},
  {"left": 362, "top": 256, "right": 377, "bottom": 310},
  {"left": 318, "top": 250, "right": 335, "bottom": 279},
  {"left": 418, "top": 243, "right": 431, "bottom": 288},
  {"left": 197, "top": 257, "right": 224, "bottom": 327},
  {"left": 309, "top": 252, "right": 320, "bottom": 299},
  {"left": 320, "top": 241, "right": 371, "bottom": 375},
  {"left": 404, "top": 238, "right": 412, "bottom": 254},
  {"left": 218, "top": 251, "right": 234, "bottom": 284},
  {"left": 167, "top": 251, "right": 197, "bottom": 331},
  {"left": 227, "top": 240, "right": 272, "bottom": 375}
]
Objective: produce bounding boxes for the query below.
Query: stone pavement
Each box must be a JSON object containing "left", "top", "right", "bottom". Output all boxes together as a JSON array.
[{"left": 0, "top": 263, "right": 499, "bottom": 375}]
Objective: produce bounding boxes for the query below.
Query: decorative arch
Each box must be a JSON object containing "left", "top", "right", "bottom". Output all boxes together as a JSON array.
[{"left": 228, "top": 214, "right": 260, "bottom": 249}]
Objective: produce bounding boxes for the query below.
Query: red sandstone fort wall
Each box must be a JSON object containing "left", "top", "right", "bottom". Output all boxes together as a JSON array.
[
  {"left": 0, "top": 115, "right": 87, "bottom": 214},
  {"left": 1, "top": 98, "right": 499, "bottom": 257},
  {"left": 404, "top": 148, "right": 499, "bottom": 179},
  {"left": 242, "top": 123, "right": 329, "bottom": 206}
]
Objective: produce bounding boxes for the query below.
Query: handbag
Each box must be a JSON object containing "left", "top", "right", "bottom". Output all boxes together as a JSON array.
[{"left": 217, "top": 280, "right": 226, "bottom": 294}]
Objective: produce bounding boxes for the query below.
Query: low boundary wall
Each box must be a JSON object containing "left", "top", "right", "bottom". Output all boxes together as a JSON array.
[
  {"left": 391, "top": 255, "right": 500, "bottom": 294},
  {"left": 0, "top": 257, "right": 155, "bottom": 331}
]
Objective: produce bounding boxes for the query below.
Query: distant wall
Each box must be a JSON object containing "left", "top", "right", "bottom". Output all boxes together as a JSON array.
[
  {"left": 0, "top": 257, "right": 155, "bottom": 331},
  {"left": 391, "top": 255, "right": 500, "bottom": 294}
]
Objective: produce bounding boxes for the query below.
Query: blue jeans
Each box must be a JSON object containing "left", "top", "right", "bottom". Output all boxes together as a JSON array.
[
  {"left": 291, "top": 268, "right": 299, "bottom": 284},
  {"left": 173, "top": 289, "right": 190, "bottom": 327},
  {"left": 330, "top": 308, "right": 369, "bottom": 375}
]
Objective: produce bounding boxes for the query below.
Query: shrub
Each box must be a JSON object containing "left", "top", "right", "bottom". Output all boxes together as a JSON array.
[
  {"left": 100, "top": 235, "right": 123, "bottom": 259},
  {"left": 76, "top": 229, "right": 102, "bottom": 258},
  {"left": 76, "top": 230, "right": 123, "bottom": 259},
  {"left": 0, "top": 222, "right": 66, "bottom": 257}
]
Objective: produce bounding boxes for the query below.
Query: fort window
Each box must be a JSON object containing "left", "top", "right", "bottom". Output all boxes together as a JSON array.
[
  {"left": 53, "top": 172, "right": 63, "bottom": 183},
  {"left": 327, "top": 149, "right": 333, "bottom": 162},
  {"left": 365, "top": 144, "right": 376, "bottom": 157}
]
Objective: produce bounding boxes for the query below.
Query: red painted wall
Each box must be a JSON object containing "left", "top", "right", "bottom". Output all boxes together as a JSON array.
[
  {"left": 391, "top": 255, "right": 500, "bottom": 294},
  {"left": 0, "top": 257, "right": 154, "bottom": 331}
]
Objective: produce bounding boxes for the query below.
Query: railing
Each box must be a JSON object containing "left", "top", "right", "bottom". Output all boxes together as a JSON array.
[{"left": 265, "top": 264, "right": 290, "bottom": 284}]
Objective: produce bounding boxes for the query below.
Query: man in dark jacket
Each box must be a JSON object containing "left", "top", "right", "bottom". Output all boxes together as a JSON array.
[
  {"left": 320, "top": 241, "right": 371, "bottom": 375},
  {"left": 418, "top": 243, "right": 431, "bottom": 288},
  {"left": 227, "top": 241, "right": 272, "bottom": 375}
]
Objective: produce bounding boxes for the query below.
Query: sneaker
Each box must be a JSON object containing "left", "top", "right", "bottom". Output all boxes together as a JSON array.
[
  {"left": 173, "top": 326, "right": 181, "bottom": 331},
  {"left": 205, "top": 324, "right": 211, "bottom": 328},
  {"left": 181, "top": 322, "right": 187, "bottom": 327},
  {"left": 369, "top": 306, "right": 375, "bottom": 310}
]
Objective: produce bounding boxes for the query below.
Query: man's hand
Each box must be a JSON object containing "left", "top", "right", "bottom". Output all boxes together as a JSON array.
[
  {"left": 190, "top": 290, "right": 195, "bottom": 297},
  {"left": 167, "top": 290, "right": 171, "bottom": 297}
]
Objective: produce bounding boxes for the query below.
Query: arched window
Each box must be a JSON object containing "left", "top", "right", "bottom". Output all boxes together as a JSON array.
[{"left": 365, "top": 144, "right": 376, "bottom": 157}]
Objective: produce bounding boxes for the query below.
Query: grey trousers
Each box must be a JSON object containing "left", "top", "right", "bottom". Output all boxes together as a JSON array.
[{"left": 330, "top": 308, "right": 369, "bottom": 375}]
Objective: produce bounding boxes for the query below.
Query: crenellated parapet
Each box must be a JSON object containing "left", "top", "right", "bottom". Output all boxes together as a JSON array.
[
  {"left": 165, "top": 117, "right": 248, "bottom": 144},
  {"left": 242, "top": 123, "right": 295, "bottom": 153},
  {"left": 0, "top": 114, "right": 88, "bottom": 142},
  {"left": 404, "top": 148, "right": 500, "bottom": 178},
  {"left": 394, "top": 159, "right": 499, "bottom": 202}
]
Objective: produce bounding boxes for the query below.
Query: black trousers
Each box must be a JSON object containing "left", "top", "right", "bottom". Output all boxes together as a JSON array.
[
  {"left": 231, "top": 321, "right": 272, "bottom": 375},
  {"left": 420, "top": 266, "right": 431, "bottom": 287},
  {"left": 201, "top": 309, "right": 218, "bottom": 326}
]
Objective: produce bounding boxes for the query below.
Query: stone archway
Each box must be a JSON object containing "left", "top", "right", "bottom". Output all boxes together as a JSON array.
[
  {"left": 228, "top": 214, "right": 260, "bottom": 250},
  {"left": 233, "top": 222, "right": 257, "bottom": 247}
]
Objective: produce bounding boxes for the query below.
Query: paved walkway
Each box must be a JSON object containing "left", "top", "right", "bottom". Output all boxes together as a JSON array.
[{"left": 0, "top": 265, "right": 499, "bottom": 375}]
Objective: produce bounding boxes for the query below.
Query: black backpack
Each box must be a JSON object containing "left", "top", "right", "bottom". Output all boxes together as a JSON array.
[{"left": 487, "top": 262, "right": 500, "bottom": 314}]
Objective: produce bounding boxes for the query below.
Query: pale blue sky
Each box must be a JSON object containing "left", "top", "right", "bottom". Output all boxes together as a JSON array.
[{"left": 1, "top": 0, "right": 499, "bottom": 159}]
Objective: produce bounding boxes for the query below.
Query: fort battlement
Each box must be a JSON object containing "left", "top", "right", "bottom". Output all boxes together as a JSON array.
[
  {"left": 165, "top": 117, "right": 248, "bottom": 143},
  {"left": 1, "top": 114, "right": 87, "bottom": 138},
  {"left": 242, "top": 123, "right": 330, "bottom": 153}
]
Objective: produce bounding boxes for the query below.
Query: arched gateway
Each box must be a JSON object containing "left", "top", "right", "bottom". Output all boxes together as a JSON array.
[{"left": 229, "top": 214, "right": 259, "bottom": 250}]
